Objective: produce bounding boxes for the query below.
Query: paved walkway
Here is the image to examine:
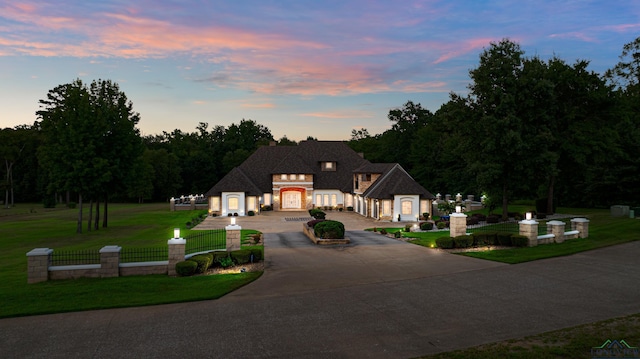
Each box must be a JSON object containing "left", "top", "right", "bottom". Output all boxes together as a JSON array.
[{"left": 1, "top": 212, "right": 640, "bottom": 358}]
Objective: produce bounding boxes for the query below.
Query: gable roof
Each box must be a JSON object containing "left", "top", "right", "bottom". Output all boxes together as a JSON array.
[
  {"left": 205, "top": 167, "right": 263, "bottom": 196},
  {"left": 363, "top": 164, "right": 435, "bottom": 200}
]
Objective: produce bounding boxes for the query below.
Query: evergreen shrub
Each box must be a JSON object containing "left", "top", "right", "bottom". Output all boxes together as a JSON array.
[
  {"left": 420, "top": 222, "right": 434, "bottom": 230},
  {"left": 175, "top": 260, "right": 197, "bottom": 276},
  {"left": 496, "top": 232, "right": 512, "bottom": 246},
  {"left": 435, "top": 236, "right": 454, "bottom": 249},
  {"left": 453, "top": 235, "right": 473, "bottom": 248},
  {"left": 510, "top": 234, "right": 529, "bottom": 247},
  {"left": 230, "top": 249, "right": 252, "bottom": 264},
  {"left": 314, "top": 220, "right": 345, "bottom": 239}
]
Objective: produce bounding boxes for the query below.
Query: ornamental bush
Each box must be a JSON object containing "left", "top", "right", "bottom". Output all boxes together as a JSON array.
[
  {"left": 453, "top": 235, "right": 473, "bottom": 248},
  {"left": 248, "top": 247, "right": 263, "bottom": 262},
  {"left": 435, "top": 236, "right": 454, "bottom": 249},
  {"left": 307, "top": 219, "right": 325, "bottom": 228},
  {"left": 466, "top": 216, "right": 479, "bottom": 226},
  {"left": 190, "top": 254, "right": 212, "bottom": 273},
  {"left": 309, "top": 208, "right": 326, "bottom": 219},
  {"left": 175, "top": 260, "right": 198, "bottom": 276},
  {"left": 420, "top": 222, "right": 434, "bottom": 230},
  {"left": 496, "top": 232, "right": 512, "bottom": 246},
  {"left": 230, "top": 249, "right": 252, "bottom": 264},
  {"left": 510, "top": 234, "right": 529, "bottom": 247},
  {"left": 314, "top": 220, "right": 345, "bottom": 239}
]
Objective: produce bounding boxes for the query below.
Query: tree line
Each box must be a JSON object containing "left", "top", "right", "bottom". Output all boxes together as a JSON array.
[{"left": 1, "top": 37, "right": 639, "bottom": 230}]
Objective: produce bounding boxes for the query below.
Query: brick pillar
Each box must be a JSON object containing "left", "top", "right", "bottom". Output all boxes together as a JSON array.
[
  {"left": 100, "top": 245, "right": 121, "bottom": 278},
  {"left": 571, "top": 218, "right": 590, "bottom": 238},
  {"left": 547, "top": 220, "right": 566, "bottom": 243},
  {"left": 226, "top": 224, "right": 242, "bottom": 251},
  {"left": 167, "top": 238, "right": 186, "bottom": 276},
  {"left": 170, "top": 197, "right": 176, "bottom": 211},
  {"left": 27, "top": 248, "right": 53, "bottom": 284},
  {"left": 190, "top": 197, "right": 196, "bottom": 210},
  {"left": 449, "top": 213, "right": 467, "bottom": 238},
  {"left": 519, "top": 219, "right": 539, "bottom": 247}
]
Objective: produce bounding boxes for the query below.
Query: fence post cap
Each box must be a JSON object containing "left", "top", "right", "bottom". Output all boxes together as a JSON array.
[
  {"left": 27, "top": 248, "right": 53, "bottom": 256},
  {"left": 168, "top": 238, "right": 186, "bottom": 245},
  {"left": 99, "top": 245, "right": 122, "bottom": 253}
]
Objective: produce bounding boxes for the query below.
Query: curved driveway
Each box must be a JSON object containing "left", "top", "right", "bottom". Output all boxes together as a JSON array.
[{"left": 1, "top": 212, "right": 640, "bottom": 358}]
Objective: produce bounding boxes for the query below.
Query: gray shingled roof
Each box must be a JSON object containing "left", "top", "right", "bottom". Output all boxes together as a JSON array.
[
  {"left": 363, "top": 164, "right": 435, "bottom": 199},
  {"left": 205, "top": 140, "right": 431, "bottom": 198}
]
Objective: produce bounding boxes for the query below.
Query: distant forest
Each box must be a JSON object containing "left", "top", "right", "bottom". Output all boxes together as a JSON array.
[{"left": 2, "top": 38, "right": 639, "bottom": 213}]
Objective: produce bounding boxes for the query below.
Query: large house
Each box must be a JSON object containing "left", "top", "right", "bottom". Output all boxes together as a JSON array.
[{"left": 205, "top": 140, "right": 435, "bottom": 222}]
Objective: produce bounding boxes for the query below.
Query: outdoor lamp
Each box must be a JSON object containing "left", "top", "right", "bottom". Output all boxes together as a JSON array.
[
  {"left": 231, "top": 217, "right": 236, "bottom": 225},
  {"left": 174, "top": 228, "right": 180, "bottom": 239},
  {"left": 455, "top": 205, "right": 462, "bottom": 213},
  {"left": 526, "top": 212, "right": 532, "bottom": 220}
]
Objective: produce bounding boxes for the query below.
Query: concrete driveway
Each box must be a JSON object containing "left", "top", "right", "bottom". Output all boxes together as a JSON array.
[{"left": 1, "top": 212, "right": 640, "bottom": 358}]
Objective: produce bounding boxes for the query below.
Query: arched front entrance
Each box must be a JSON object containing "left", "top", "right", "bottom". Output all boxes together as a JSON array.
[{"left": 280, "top": 187, "right": 306, "bottom": 210}]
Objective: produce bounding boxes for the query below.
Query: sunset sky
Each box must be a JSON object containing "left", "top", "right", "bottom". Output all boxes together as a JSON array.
[{"left": 1, "top": 1, "right": 638, "bottom": 141}]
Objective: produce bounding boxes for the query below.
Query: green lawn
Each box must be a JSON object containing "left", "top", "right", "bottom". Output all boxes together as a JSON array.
[{"left": 0, "top": 203, "right": 262, "bottom": 318}]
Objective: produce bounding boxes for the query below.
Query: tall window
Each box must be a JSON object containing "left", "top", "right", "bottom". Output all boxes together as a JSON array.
[
  {"left": 210, "top": 197, "right": 220, "bottom": 211},
  {"left": 331, "top": 194, "right": 337, "bottom": 206},
  {"left": 247, "top": 197, "right": 256, "bottom": 211},
  {"left": 316, "top": 194, "right": 322, "bottom": 205},
  {"left": 228, "top": 197, "right": 239, "bottom": 210},
  {"left": 382, "top": 200, "right": 391, "bottom": 215},
  {"left": 401, "top": 200, "right": 412, "bottom": 215}
]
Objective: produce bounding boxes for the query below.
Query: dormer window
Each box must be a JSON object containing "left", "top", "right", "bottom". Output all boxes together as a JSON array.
[{"left": 322, "top": 161, "right": 336, "bottom": 171}]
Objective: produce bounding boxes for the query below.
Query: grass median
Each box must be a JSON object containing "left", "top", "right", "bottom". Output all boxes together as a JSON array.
[{"left": 0, "top": 203, "right": 262, "bottom": 318}]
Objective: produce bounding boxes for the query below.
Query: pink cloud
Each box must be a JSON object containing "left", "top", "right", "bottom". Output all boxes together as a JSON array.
[
  {"left": 241, "top": 103, "right": 276, "bottom": 109},
  {"left": 433, "top": 38, "right": 497, "bottom": 64},
  {"left": 299, "top": 110, "right": 374, "bottom": 119}
]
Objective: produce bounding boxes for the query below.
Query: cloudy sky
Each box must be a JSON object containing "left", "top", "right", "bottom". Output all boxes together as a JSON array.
[{"left": 1, "top": 1, "right": 638, "bottom": 140}]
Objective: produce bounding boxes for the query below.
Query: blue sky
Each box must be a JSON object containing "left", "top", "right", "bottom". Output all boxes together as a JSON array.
[{"left": 1, "top": 1, "right": 638, "bottom": 140}]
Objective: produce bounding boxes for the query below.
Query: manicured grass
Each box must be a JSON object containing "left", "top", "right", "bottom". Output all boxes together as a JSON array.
[
  {"left": 461, "top": 208, "right": 640, "bottom": 263},
  {"left": 0, "top": 203, "right": 263, "bottom": 318},
  {"left": 420, "top": 313, "right": 640, "bottom": 359}
]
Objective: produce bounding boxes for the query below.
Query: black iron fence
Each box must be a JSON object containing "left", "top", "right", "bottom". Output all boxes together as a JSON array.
[
  {"left": 51, "top": 249, "right": 100, "bottom": 266},
  {"left": 120, "top": 247, "right": 168, "bottom": 263},
  {"left": 185, "top": 229, "right": 226, "bottom": 255}
]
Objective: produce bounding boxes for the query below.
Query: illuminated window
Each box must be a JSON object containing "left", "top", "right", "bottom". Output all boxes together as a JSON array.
[
  {"left": 289, "top": 174, "right": 296, "bottom": 180},
  {"left": 280, "top": 174, "right": 287, "bottom": 180},
  {"left": 228, "top": 197, "right": 239, "bottom": 210},
  {"left": 323, "top": 194, "right": 329, "bottom": 205},
  {"left": 331, "top": 194, "right": 337, "bottom": 206},
  {"left": 299, "top": 174, "right": 305, "bottom": 180},
  {"left": 382, "top": 200, "right": 391, "bottom": 215},
  {"left": 316, "top": 194, "right": 322, "bottom": 205},
  {"left": 210, "top": 197, "right": 220, "bottom": 211},
  {"left": 401, "top": 200, "right": 412, "bottom": 215},
  {"left": 247, "top": 197, "right": 256, "bottom": 211}
]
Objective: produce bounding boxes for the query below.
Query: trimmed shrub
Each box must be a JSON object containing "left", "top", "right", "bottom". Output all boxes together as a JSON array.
[
  {"left": 175, "top": 260, "right": 198, "bottom": 276},
  {"left": 466, "top": 216, "right": 479, "bottom": 226},
  {"left": 420, "top": 222, "right": 434, "bottom": 230},
  {"left": 262, "top": 205, "right": 273, "bottom": 211},
  {"left": 436, "top": 221, "right": 446, "bottom": 230},
  {"left": 380, "top": 228, "right": 388, "bottom": 235},
  {"left": 422, "top": 212, "right": 430, "bottom": 219},
  {"left": 191, "top": 254, "right": 213, "bottom": 273},
  {"left": 496, "top": 232, "right": 512, "bottom": 246},
  {"left": 394, "top": 231, "right": 402, "bottom": 238},
  {"left": 215, "top": 255, "right": 234, "bottom": 268},
  {"left": 511, "top": 234, "right": 529, "bottom": 247},
  {"left": 314, "top": 220, "right": 345, "bottom": 239},
  {"left": 248, "top": 248, "right": 263, "bottom": 262},
  {"left": 472, "top": 213, "right": 486, "bottom": 221},
  {"left": 486, "top": 215, "right": 500, "bottom": 223},
  {"left": 435, "top": 236, "right": 454, "bottom": 249},
  {"left": 212, "top": 251, "right": 229, "bottom": 264},
  {"left": 306, "top": 219, "right": 325, "bottom": 228},
  {"left": 230, "top": 249, "right": 252, "bottom": 265},
  {"left": 453, "top": 235, "right": 473, "bottom": 248},
  {"left": 404, "top": 224, "right": 412, "bottom": 232},
  {"left": 477, "top": 231, "right": 498, "bottom": 245},
  {"left": 347, "top": 206, "right": 353, "bottom": 211},
  {"left": 248, "top": 210, "right": 255, "bottom": 216},
  {"left": 309, "top": 208, "right": 326, "bottom": 219}
]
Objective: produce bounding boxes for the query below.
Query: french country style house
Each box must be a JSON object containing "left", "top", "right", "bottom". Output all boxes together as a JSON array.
[{"left": 205, "top": 140, "right": 435, "bottom": 222}]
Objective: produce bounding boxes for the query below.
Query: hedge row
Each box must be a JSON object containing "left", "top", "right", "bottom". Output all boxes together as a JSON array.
[
  {"left": 175, "top": 248, "right": 264, "bottom": 277},
  {"left": 435, "top": 232, "right": 529, "bottom": 249}
]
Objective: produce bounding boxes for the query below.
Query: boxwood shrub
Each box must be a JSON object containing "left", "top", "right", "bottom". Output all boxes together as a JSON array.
[
  {"left": 435, "top": 236, "right": 454, "bottom": 249},
  {"left": 314, "top": 220, "right": 345, "bottom": 239},
  {"left": 453, "top": 235, "right": 473, "bottom": 248},
  {"left": 420, "top": 222, "right": 434, "bottom": 230},
  {"left": 248, "top": 247, "right": 263, "bottom": 262},
  {"left": 496, "top": 232, "right": 512, "bottom": 246},
  {"left": 309, "top": 208, "right": 326, "bottom": 219},
  {"left": 175, "top": 260, "right": 198, "bottom": 276},
  {"left": 190, "top": 254, "right": 213, "bottom": 273},
  {"left": 230, "top": 249, "right": 252, "bottom": 264},
  {"left": 510, "top": 234, "right": 529, "bottom": 247}
]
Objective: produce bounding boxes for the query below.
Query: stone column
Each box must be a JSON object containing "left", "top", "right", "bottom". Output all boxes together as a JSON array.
[
  {"left": 547, "top": 220, "right": 566, "bottom": 243},
  {"left": 226, "top": 224, "right": 242, "bottom": 251},
  {"left": 190, "top": 197, "right": 196, "bottom": 210},
  {"left": 449, "top": 213, "right": 467, "bottom": 238},
  {"left": 27, "top": 248, "right": 53, "bottom": 284},
  {"left": 167, "top": 237, "right": 186, "bottom": 276},
  {"left": 519, "top": 219, "right": 539, "bottom": 247},
  {"left": 99, "top": 245, "right": 121, "bottom": 278},
  {"left": 170, "top": 197, "right": 176, "bottom": 211},
  {"left": 571, "top": 218, "right": 590, "bottom": 238}
]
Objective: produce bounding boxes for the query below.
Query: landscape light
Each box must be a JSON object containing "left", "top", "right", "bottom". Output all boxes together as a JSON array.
[
  {"left": 231, "top": 217, "right": 236, "bottom": 225},
  {"left": 174, "top": 228, "right": 180, "bottom": 239},
  {"left": 455, "top": 205, "right": 462, "bottom": 213},
  {"left": 526, "top": 212, "right": 532, "bottom": 220}
]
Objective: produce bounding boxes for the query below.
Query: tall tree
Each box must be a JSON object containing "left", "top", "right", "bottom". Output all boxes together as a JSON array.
[
  {"left": 466, "top": 39, "right": 528, "bottom": 219},
  {"left": 0, "top": 127, "right": 27, "bottom": 208}
]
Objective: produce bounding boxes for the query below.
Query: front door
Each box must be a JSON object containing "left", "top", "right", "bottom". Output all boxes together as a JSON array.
[{"left": 282, "top": 191, "right": 301, "bottom": 209}]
